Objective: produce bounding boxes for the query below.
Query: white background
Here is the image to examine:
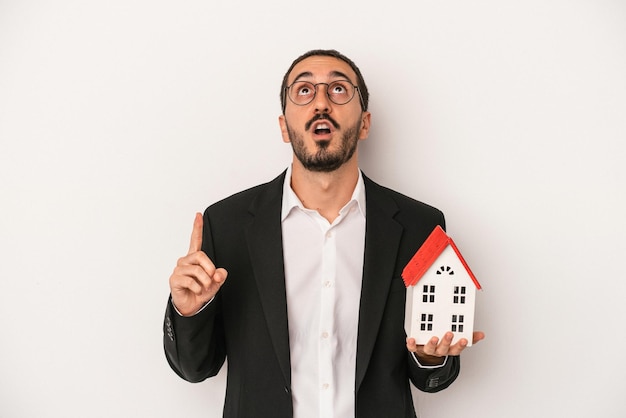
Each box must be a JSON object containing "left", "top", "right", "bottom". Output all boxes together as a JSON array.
[{"left": 1, "top": 1, "right": 625, "bottom": 417}]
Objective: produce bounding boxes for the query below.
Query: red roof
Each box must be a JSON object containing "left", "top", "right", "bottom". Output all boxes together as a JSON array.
[{"left": 402, "top": 225, "right": 482, "bottom": 289}]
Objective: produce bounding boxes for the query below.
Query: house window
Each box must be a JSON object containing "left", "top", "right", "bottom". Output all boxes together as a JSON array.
[
  {"left": 453, "top": 286, "right": 467, "bottom": 304},
  {"left": 422, "top": 285, "right": 435, "bottom": 303},
  {"left": 436, "top": 265, "right": 454, "bottom": 275},
  {"left": 451, "top": 314, "right": 464, "bottom": 333},
  {"left": 420, "top": 314, "right": 434, "bottom": 331}
]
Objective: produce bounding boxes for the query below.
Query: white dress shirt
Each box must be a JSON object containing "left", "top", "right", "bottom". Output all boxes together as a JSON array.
[{"left": 281, "top": 165, "right": 366, "bottom": 418}]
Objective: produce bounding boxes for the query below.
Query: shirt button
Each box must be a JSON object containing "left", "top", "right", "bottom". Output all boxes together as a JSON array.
[
  {"left": 321, "top": 332, "right": 329, "bottom": 339},
  {"left": 326, "top": 231, "right": 333, "bottom": 239},
  {"left": 323, "top": 281, "right": 332, "bottom": 288},
  {"left": 322, "top": 383, "right": 329, "bottom": 390}
]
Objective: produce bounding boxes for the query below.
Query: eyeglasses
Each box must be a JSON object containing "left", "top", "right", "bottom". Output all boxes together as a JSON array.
[{"left": 285, "top": 80, "right": 364, "bottom": 109}]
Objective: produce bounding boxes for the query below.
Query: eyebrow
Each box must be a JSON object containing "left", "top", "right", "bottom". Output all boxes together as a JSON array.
[{"left": 292, "top": 70, "right": 354, "bottom": 84}]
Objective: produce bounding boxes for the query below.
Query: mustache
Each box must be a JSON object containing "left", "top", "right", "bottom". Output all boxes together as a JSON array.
[{"left": 305, "top": 113, "right": 340, "bottom": 131}]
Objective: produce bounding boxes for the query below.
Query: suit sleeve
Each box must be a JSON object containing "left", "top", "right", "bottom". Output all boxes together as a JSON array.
[
  {"left": 407, "top": 354, "right": 460, "bottom": 392},
  {"left": 162, "top": 210, "right": 227, "bottom": 383},
  {"left": 163, "top": 295, "right": 226, "bottom": 382}
]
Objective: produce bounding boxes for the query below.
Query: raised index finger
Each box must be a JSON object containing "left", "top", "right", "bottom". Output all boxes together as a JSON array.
[{"left": 188, "top": 212, "right": 203, "bottom": 254}]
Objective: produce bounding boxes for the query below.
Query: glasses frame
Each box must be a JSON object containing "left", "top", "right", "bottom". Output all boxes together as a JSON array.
[{"left": 284, "top": 79, "right": 365, "bottom": 110}]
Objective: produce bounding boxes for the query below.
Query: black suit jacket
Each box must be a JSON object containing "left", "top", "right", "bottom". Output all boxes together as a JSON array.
[{"left": 164, "top": 171, "right": 460, "bottom": 418}]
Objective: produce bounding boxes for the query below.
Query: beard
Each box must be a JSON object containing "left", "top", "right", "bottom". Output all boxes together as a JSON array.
[{"left": 285, "top": 115, "right": 361, "bottom": 173}]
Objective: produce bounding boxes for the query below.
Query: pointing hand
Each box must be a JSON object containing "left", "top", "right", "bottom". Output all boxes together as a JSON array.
[{"left": 169, "top": 213, "right": 228, "bottom": 316}]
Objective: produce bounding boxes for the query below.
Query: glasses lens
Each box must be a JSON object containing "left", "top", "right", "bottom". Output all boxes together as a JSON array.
[
  {"left": 289, "top": 81, "right": 316, "bottom": 105},
  {"left": 327, "top": 80, "right": 355, "bottom": 105}
]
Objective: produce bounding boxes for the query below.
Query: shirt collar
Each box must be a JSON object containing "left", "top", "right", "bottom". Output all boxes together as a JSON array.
[{"left": 281, "top": 164, "right": 366, "bottom": 222}]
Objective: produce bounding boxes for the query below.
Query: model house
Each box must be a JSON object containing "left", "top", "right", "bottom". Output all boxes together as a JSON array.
[{"left": 402, "top": 226, "right": 482, "bottom": 346}]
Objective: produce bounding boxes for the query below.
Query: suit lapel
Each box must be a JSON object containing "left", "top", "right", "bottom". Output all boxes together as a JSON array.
[
  {"left": 355, "top": 176, "right": 403, "bottom": 391},
  {"left": 244, "top": 172, "right": 292, "bottom": 388}
]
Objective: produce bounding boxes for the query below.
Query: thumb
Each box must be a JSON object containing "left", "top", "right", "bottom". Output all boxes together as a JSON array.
[
  {"left": 188, "top": 212, "right": 203, "bottom": 254},
  {"left": 214, "top": 267, "right": 228, "bottom": 284}
]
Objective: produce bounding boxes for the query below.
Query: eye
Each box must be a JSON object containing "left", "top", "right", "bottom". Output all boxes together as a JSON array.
[
  {"left": 329, "top": 82, "right": 347, "bottom": 95},
  {"left": 295, "top": 82, "right": 314, "bottom": 97}
]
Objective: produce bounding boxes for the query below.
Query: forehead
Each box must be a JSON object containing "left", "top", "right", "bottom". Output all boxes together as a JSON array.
[{"left": 288, "top": 55, "right": 357, "bottom": 84}]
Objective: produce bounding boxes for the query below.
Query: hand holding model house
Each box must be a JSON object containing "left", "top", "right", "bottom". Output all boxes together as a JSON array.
[{"left": 403, "top": 226, "right": 485, "bottom": 364}]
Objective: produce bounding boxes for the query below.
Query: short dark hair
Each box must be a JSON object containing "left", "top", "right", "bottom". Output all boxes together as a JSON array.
[{"left": 280, "top": 49, "right": 369, "bottom": 113}]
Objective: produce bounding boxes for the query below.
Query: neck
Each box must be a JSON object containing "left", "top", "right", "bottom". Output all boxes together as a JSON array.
[{"left": 290, "top": 157, "right": 359, "bottom": 223}]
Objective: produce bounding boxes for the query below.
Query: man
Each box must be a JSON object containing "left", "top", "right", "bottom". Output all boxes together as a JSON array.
[{"left": 164, "top": 49, "right": 484, "bottom": 418}]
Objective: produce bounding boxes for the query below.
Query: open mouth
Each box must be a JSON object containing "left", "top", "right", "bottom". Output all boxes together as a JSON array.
[
  {"left": 313, "top": 122, "right": 332, "bottom": 135},
  {"left": 306, "top": 114, "right": 339, "bottom": 135}
]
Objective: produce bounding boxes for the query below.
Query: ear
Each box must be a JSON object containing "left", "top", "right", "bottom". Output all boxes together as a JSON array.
[
  {"left": 278, "top": 115, "right": 291, "bottom": 143},
  {"left": 358, "top": 111, "right": 371, "bottom": 140}
]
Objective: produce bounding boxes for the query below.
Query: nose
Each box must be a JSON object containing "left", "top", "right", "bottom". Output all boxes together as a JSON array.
[{"left": 313, "top": 83, "right": 332, "bottom": 113}]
